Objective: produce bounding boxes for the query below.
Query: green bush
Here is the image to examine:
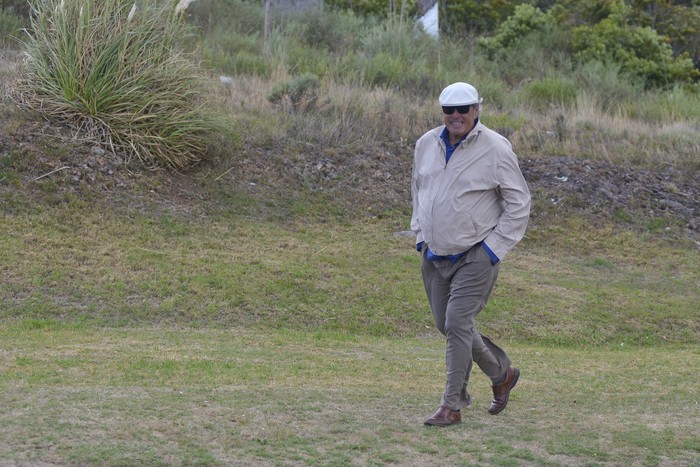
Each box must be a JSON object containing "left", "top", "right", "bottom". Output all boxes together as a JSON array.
[
  {"left": 267, "top": 73, "right": 320, "bottom": 112},
  {"left": 1, "top": 0, "right": 30, "bottom": 19},
  {"left": 284, "top": 9, "right": 367, "bottom": 53},
  {"left": 659, "top": 87, "right": 700, "bottom": 121},
  {"left": 16, "top": 0, "right": 214, "bottom": 170},
  {"left": 470, "top": 77, "right": 509, "bottom": 110},
  {"left": 210, "top": 32, "right": 262, "bottom": 57},
  {"left": 203, "top": 31, "right": 269, "bottom": 76},
  {"left": 480, "top": 112, "right": 525, "bottom": 136},
  {"left": 324, "top": 0, "right": 417, "bottom": 19},
  {"left": 364, "top": 52, "right": 407, "bottom": 88},
  {"left": 475, "top": 5, "right": 573, "bottom": 86},
  {"left": 518, "top": 77, "right": 577, "bottom": 111},
  {"left": 220, "top": 49, "right": 270, "bottom": 77},
  {"left": 477, "top": 4, "right": 556, "bottom": 59},
  {"left": 571, "top": 3, "right": 697, "bottom": 88},
  {"left": 360, "top": 20, "right": 434, "bottom": 64},
  {"left": 441, "top": 0, "right": 521, "bottom": 35},
  {"left": 482, "top": 35, "right": 573, "bottom": 86},
  {"left": 187, "top": 0, "right": 268, "bottom": 76},
  {"left": 621, "top": 86, "right": 700, "bottom": 124},
  {"left": 356, "top": 21, "right": 440, "bottom": 94},
  {"left": 329, "top": 51, "right": 365, "bottom": 83},
  {"left": 572, "top": 60, "right": 644, "bottom": 112}
]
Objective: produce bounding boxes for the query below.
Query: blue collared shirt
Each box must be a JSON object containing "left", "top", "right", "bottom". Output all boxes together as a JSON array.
[{"left": 440, "top": 127, "right": 465, "bottom": 163}]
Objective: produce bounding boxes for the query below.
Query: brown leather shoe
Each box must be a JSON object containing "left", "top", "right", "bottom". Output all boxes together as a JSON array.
[
  {"left": 424, "top": 405, "right": 461, "bottom": 426},
  {"left": 488, "top": 367, "right": 520, "bottom": 415}
]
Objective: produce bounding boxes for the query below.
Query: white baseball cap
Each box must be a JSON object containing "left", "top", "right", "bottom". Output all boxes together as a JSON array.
[{"left": 439, "top": 82, "right": 482, "bottom": 106}]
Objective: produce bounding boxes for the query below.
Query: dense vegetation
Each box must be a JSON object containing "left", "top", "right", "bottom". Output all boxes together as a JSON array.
[{"left": 1, "top": 0, "right": 698, "bottom": 170}]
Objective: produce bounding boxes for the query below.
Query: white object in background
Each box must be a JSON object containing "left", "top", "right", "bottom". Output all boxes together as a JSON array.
[{"left": 418, "top": 2, "right": 439, "bottom": 38}]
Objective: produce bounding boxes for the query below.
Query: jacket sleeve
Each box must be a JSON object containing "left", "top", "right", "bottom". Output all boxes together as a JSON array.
[
  {"left": 483, "top": 149, "right": 531, "bottom": 260},
  {"left": 410, "top": 146, "right": 424, "bottom": 247}
]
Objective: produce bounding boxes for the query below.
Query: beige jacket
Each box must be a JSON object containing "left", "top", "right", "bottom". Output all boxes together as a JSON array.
[{"left": 411, "top": 122, "right": 531, "bottom": 260}]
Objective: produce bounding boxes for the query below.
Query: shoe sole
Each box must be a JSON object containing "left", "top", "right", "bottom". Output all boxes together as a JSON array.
[{"left": 489, "top": 369, "right": 520, "bottom": 415}]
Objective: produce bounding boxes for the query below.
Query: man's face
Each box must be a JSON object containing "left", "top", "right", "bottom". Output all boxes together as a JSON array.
[{"left": 443, "top": 104, "right": 478, "bottom": 140}]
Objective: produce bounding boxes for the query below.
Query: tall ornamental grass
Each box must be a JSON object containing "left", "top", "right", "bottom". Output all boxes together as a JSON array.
[
  {"left": 17, "top": 0, "right": 210, "bottom": 169},
  {"left": 0, "top": 9, "right": 24, "bottom": 48}
]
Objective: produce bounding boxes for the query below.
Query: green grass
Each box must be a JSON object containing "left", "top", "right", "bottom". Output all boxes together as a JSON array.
[
  {"left": 0, "top": 324, "right": 698, "bottom": 465},
  {"left": 1, "top": 201, "right": 698, "bottom": 345},
  {"left": 1, "top": 195, "right": 698, "bottom": 464}
]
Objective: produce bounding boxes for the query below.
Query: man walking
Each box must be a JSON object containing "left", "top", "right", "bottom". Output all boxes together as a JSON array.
[{"left": 411, "top": 82, "right": 531, "bottom": 426}]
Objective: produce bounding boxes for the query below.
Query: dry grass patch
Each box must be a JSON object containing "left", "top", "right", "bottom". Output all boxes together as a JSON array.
[
  {"left": 512, "top": 97, "right": 700, "bottom": 171},
  {"left": 1, "top": 326, "right": 698, "bottom": 465}
]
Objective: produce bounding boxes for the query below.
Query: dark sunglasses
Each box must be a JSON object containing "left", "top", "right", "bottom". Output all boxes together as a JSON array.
[{"left": 442, "top": 105, "right": 472, "bottom": 115}]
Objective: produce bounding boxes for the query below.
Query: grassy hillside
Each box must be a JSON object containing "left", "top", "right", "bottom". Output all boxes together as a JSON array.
[
  {"left": 1, "top": 57, "right": 698, "bottom": 346},
  {"left": 1, "top": 3, "right": 699, "bottom": 465}
]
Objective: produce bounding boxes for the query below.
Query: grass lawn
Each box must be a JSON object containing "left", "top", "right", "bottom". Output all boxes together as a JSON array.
[
  {"left": 0, "top": 324, "right": 698, "bottom": 466},
  {"left": 1, "top": 202, "right": 699, "bottom": 465}
]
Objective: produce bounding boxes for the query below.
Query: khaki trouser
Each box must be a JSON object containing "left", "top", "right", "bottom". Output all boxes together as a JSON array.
[{"left": 421, "top": 243, "right": 511, "bottom": 410}]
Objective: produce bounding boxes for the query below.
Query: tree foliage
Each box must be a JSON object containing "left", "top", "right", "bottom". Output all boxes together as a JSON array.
[
  {"left": 473, "top": 0, "right": 698, "bottom": 88},
  {"left": 477, "top": 4, "right": 556, "bottom": 57},
  {"left": 628, "top": 0, "right": 700, "bottom": 67},
  {"left": 548, "top": 0, "right": 700, "bottom": 69},
  {"left": 570, "top": 1, "right": 697, "bottom": 87},
  {"left": 440, "top": 0, "right": 529, "bottom": 35},
  {"left": 548, "top": 0, "right": 623, "bottom": 26}
]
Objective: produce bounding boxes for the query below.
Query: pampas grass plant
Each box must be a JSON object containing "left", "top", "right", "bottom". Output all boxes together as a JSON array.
[{"left": 16, "top": 0, "right": 211, "bottom": 169}]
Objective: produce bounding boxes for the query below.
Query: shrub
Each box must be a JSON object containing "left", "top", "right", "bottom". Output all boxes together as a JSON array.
[
  {"left": 284, "top": 8, "right": 367, "bottom": 53},
  {"left": 572, "top": 60, "right": 644, "bottom": 112},
  {"left": 470, "top": 77, "right": 509, "bottom": 110},
  {"left": 571, "top": 2, "right": 697, "bottom": 88},
  {"left": 477, "top": 4, "right": 555, "bottom": 59},
  {"left": 202, "top": 32, "right": 269, "bottom": 76},
  {"left": 1, "top": 0, "right": 31, "bottom": 19},
  {"left": 475, "top": 5, "right": 572, "bottom": 86},
  {"left": 360, "top": 20, "right": 434, "bottom": 64},
  {"left": 364, "top": 52, "right": 408, "bottom": 88},
  {"left": 355, "top": 21, "right": 439, "bottom": 94},
  {"left": 16, "top": 0, "right": 213, "bottom": 170},
  {"left": 518, "top": 77, "right": 577, "bottom": 111},
  {"left": 481, "top": 112, "right": 525, "bottom": 139},
  {"left": 324, "top": 0, "right": 416, "bottom": 20},
  {"left": 621, "top": 86, "right": 700, "bottom": 124},
  {"left": 441, "top": 0, "right": 521, "bottom": 35},
  {"left": 267, "top": 73, "right": 320, "bottom": 112},
  {"left": 287, "top": 45, "right": 335, "bottom": 77}
]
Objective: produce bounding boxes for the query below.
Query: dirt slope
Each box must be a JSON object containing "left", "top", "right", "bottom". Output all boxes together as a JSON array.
[{"left": 1, "top": 52, "right": 698, "bottom": 245}]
